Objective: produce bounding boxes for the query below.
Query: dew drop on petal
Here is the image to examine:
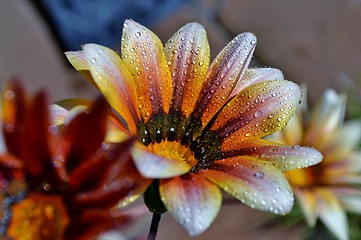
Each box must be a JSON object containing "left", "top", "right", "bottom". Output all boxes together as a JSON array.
[
  {"left": 254, "top": 172, "right": 265, "bottom": 179},
  {"left": 254, "top": 110, "right": 262, "bottom": 118}
]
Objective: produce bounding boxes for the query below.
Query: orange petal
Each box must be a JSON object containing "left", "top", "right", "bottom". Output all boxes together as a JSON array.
[
  {"left": 199, "top": 156, "right": 294, "bottom": 214},
  {"left": 82, "top": 44, "right": 139, "bottom": 134},
  {"left": 211, "top": 80, "right": 301, "bottom": 141},
  {"left": 131, "top": 143, "right": 191, "bottom": 178},
  {"left": 221, "top": 138, "right": 322, "bottom": 171},
  {"left": 230, "top": 67, "right": 284, "bottom": 98},
  {"left": 165, "top": 22, "right": 210, "bottom": 117},
  {"left": 159, "top": 173, "right": 221, "bottom": 236},
  {"left": 121, "top": 20, "right": 172, "bottom": 121},
  {"left": 191, "top": 32, "right": 256, "bottom": 130}
]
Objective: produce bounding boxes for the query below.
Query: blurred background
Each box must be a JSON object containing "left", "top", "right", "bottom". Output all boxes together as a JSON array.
[{"left": 1, "top": 0, "right": 361, "bottom": 239}]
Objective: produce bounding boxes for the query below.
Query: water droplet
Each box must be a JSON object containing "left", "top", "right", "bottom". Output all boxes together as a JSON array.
[
  {"left": 251, "top": 39, "right": 256, "bottom": 45},
  {"left": 254, "top": 172, "right": 265, "bottom": 179},
  {"left": 254, "top": 110, "right": 262, "bottom": 118},
  {"left": 3, "top": 90, "right": 15, "bottom": 100},
  {"left": 135, "top": 32, "right": 141, "bottom": 38},
  {"left": 90, "top": 58, "right": 96, "bottom": 63},
  {"left": 149, "top": 94, "right": 155, "bottom": 101}
]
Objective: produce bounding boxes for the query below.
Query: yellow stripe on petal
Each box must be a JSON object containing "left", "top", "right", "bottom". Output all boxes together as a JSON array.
[
  {"left": 230, "top": 67, "right": 284, "bottom": 99},
  {"left": 165, "top": 22, "right": 210, "bottom": 117},
  {"left": 212, "top": 80, "right": 301, "bottom": 141},
  {"left": 121, "top": 20, "right": 172, "bottom": 121},
  {"left": 159, "top": 173, "right": 222, "bottom": 236},
  {"left": 199, "top": 156, "right": 294, "bottom": 215},
  {"left": 220, "top": 138, "right": 322, "bottom": 171},
  {"left": 82, "top": 44, "right": 140, "bottom": 134},
  {"left": 191, "top": 32, "right": 256, "bottom": 129},
  {"left": 131, "top": 143, "right": 191, "bottom": 178}
]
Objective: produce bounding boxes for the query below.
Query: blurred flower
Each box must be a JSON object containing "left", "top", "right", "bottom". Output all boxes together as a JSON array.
[
  {"left": 0, "top": 80, "right": 146, "bottom": 239},
  {"left": 65, "top": 20, "right": 322, "bottom": 236},
  {"left": 269, "top": 89, "right": 361, "bottom": 240}
]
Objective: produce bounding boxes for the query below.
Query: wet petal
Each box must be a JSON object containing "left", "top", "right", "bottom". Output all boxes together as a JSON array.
[
  {"left": 131, "top": 143, "right": 191, "bottom": 178},
  {"left": 165, "top": 22, "right": 210, "bottom": 117},
  {"left": 199, "top": 156, "right": 294, "bottom": 214},
  {"left": 65, "top": 51, "right": 97, "bottom": 88},
  {"left": 294, "top": 188, "right": 317, "bottom": 227},
  {"left": 191, "top": 33, "right": 256, "bottom": 130},
  {"left": 82, "top": 43, "right": 139, "bottom": 134},
  {"left": 121, "top": 20, "right": 172, "bottom": 121},
  {"left": 211, "top": 80, "right": 301, "bottom": 141},
  {"left": 221, "top": 138, "right": 322, "bottom": 171},
  {"left": 316, "top": 188, "right": 348, "bottom": 240},
  {"left": 159, "top": 173, "right": 222, "bottom": 236},
  {"left": 230, "top": 67, "right": 284, "bottom": 98},
  {"left": 304, "top": 90, "right": 346, "bottom": 147}
]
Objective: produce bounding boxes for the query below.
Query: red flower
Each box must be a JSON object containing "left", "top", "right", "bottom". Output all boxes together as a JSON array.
[{"left": 0, "top": 80, "right": 146, "bottom": 239}]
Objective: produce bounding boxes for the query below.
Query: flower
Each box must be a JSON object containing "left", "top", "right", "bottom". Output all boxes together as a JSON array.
[
  {"left": 0, "top": 80, "right": 146, "bottom": 239},
  {"left": 64, "top": 19, "right": 322, "bottom": 236},
  {"left": 269, "top": 89, "right": 361, "bottom": 240}
]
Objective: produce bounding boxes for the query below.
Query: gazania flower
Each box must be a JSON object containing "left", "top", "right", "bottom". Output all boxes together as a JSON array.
[
  {"left": 269, "top": 89, "right": 361, "bottom": 240},
  {"left": 0, "top": 80, "right": 147, "bottom": 239},
  {"left": 65, "top": 20, "right": 322, "bottom": 236}
]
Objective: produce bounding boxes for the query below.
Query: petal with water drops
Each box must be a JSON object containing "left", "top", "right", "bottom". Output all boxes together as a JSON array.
[
  {"left": 230, "top": 67, "right": 284, "bottom": 98},
  {"left": 211, "top": 80, "right": 301, "bottom": 141},
  {"left": 131, "top": 144, "right": 191, "bottom": 178},
  {"left": 165, "top": 22, "right": 210, "bottom": 117},
  {"left": 159, "top": 173, "right": 222, "bottom": 236},
  {"left": 221, "top": 138, "right": 322, "bottom": 171},
  {"left": 199, "top": 156, "right": 294, "bottom": 215},
  {"left": 191, "top": 32, "right": 256, "bottom": 131},
  {"left": 82, "top": 44, "right": 139, "bottom": 134},
  {"left": 121, "top": 20, "right": 172, "bottom": 121}
]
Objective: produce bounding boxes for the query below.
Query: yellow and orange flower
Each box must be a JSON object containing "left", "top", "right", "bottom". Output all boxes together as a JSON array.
[
  {"left": 0, "top": 80, "right": 146, "bottom": 239},
  {"left": 269, "top": 89, "right": 361, "bottom": 240},
  {"left": 65, "top": 20, "right": 322, "bottom": 236}
]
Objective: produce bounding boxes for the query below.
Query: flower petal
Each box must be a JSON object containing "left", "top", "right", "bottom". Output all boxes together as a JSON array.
[
  {"left": 131, "top": 143, "right": 191, "bottom": 178},
  {"left": 165, "top": 23, "right": 210, "bottom": 118},
  {"left": 82, "top": 43, "right": 140, "bottom": 134},
  {"left": 211, "top": 80, "right": 301, "bottom": 141},
  {"left": 61, "top": 97, "right": 109, "bottom": 175},
  {"left": 230, "top": 67, "right": 284, "bottom": 98},
  {"left": 159, "top": 173, "right": 222, "bottom": 236},
  {"left": 316, "top": 188, "right": 348, "bottom": 240},
  {"left": 304, "top": 89, "right": 346, "bottom": 147},
  {"left": 121, "top": 20, "right": 172, "bottom": 121},
  {"left": 220, "top": 138, "right": 322, "bottom": 171},
  {"left": 294, "top": 188, "right": 318, "bottom": 227},
  {"left": 65, "top": 51, "right": 97, "bottom": 88},
  {"left": 199, "top": 156, "right": 294, "bottom": 214},
  {"left": 191, "top": 33, "right": 256, "bottom": 131},
  {"left": 322, "top": 120, "right": 361, "bottom": 163}
]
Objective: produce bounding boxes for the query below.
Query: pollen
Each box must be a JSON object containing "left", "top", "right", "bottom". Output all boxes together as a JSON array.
[
  {"left": 7, "top": 193, "right": 69, "bottom": 240},
  {"left": 148, "top": 141, "right": 197, "bottom": 167}
]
